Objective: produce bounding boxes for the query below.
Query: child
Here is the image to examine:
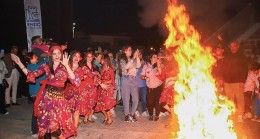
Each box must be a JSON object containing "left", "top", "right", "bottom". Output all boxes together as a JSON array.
[
  {"left": 25, "top": 52, "right": 46, "bottom": 137},
  {"left": 245, "top": 62, "right": 260, "bottom": 122},
  {"left": 244, "top": 62, "right": 260, "bottom": 119},
  {"left": 252, "top": 75, "right": 260, "bottom": 122}
]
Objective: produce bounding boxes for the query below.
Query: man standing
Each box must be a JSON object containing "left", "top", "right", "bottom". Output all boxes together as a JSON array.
[
  {"left": 3, "top": 46, "right": 20, "bottom": 107},
  {"left": 31, "top": 36, "right": 48, "bottom": 62},
  {"left": 222, "top": 41, "right": 249, "bottom": 122}
]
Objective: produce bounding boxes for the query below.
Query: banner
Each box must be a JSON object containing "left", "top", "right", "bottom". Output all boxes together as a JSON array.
[{"left": 24, "top": 0, "right": 42, "bottom": 52}]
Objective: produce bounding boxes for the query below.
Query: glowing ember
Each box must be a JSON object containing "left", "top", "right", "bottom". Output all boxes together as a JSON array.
[{"left": 163, "top": 0, "right": 237, "bottom": 138}]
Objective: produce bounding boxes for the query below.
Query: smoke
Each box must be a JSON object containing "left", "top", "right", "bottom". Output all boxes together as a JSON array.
[
  {"left": 137, "top": 0, "right": 167, "bottom": 28},
  {"left": 138, "top": 0, "right": 248, "bottom": 39}
]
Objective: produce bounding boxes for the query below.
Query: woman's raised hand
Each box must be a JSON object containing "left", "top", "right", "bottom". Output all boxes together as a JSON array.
[
  {"left": 11, "top": 54, "right": 21, "bottom": 64},
  {"left": 61, "top": 52, "right": 70, "bottom": 67}
]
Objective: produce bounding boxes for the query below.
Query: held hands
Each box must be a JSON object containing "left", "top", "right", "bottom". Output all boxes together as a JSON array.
[
  {"left": 217, "top": 33, "right": 223, "bottom": 41},
  {"left": 157, "top": 60, "right": 162, "bottom": 74},
  {"left": 157, "top": 59, "right": 161, "bottom": 68},
  {"left": 11, "top": 54, "right": 28, "bottom": 74},
  {"left": 100, "top": 83, "right": 108, "bottom": 90},
  {"left": 60, "top": 52, "right": 70, "bottom": 67},
  {"left": 133, "top": 49, "right": 140, "bottom": 59},
  {"left": 11, "top": 54, "right": 21, "bottom": 64}
]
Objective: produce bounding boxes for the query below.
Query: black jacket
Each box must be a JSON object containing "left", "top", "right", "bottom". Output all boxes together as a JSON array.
[{"left": 222, "top": 51, "right": 249, "bottom": 83}]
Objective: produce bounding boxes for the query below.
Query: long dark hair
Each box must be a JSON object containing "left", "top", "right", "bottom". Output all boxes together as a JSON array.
[
  {"left": 80, "top": 51, "right": 94, "bottom": 67},
  {"left": 48, "top": 46, "right": 63, "bottom": 74},
  {"left": 102, "top": 54, "right": 114, "bottom": 71},
  {"left": 24, "top": 52, "right": 35, "bottom": 64},
  {"left": 69, "top": 50, "right": 81, "bottom": 67},
  {"left": 120, "top": 45, "right": 132, "bottom": 63},
  {"left": 148, "top": 53, "right": 158, "bottom": 69}
]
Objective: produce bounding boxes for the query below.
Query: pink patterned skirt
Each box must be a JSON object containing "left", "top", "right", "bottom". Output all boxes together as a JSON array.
[{"left": 37, "top": 85, "right": 76, "bottom": 138}]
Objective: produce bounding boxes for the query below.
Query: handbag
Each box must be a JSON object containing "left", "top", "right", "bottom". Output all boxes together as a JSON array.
[{"left": 2, "top": 79, "right": 9, "bottom": 88}]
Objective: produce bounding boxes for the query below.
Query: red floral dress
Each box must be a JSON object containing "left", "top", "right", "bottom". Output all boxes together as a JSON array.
[
  {"left": 95, "top": 68, "right": 116, "bottom": 112},
  {"left": 27, "top": 63, "right": 80, "bottom": 138},
  {"left": 159, "top": 60, "right": 178, "bottom": 108},
  {"left": 64, "top": 67, "right": 84, "bottom": 113},
  {"left": 78, "top": 65, "right": 100, "bottom": 115}
]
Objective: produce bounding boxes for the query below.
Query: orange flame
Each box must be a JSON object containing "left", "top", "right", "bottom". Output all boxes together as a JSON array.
[{"left": 164, "top": 0, "right": 237, "bottom": 138}]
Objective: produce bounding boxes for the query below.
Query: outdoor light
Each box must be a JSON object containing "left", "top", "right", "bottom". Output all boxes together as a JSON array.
[{"left": 72, "top": 22, "right": 76, "bottom": 38}]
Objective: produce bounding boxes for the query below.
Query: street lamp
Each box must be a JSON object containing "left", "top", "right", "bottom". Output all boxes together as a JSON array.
[{"left": 72, "top": 22, "right": 76, "bottom": 38}]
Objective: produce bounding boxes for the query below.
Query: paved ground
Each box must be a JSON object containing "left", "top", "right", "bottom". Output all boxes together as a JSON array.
[{"left": 0, "top": 98, "right": 259, "bottom": 139}]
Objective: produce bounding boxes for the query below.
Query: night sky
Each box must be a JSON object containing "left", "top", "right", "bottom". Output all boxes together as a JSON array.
[
  {"left": 74, "top": 0, "right": 140, "bottom": 35},
  {"left": 0, "top": 0, "right": 255, "bottom": 52},
  {"left": 73, "top": 0, "right": 164, "bottom": 47},
  {"left": 73, "top": 0, "right": 251, "bottom": 47}
]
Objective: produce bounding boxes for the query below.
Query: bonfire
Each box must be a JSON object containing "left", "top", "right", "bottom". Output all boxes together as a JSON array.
[{"left": 163, "top": 0, "right": 237, "bottom": 138}]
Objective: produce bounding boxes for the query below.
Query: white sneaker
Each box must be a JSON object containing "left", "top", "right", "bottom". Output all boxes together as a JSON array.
[
  {"left": 141, "top": 111, "right": 149, "bottom": 117},
  {"left": 159, "top": 112, "right": 166, "bottom": 117},
  {"left": 251, "top": 116, "right": 258, "bottom": 121},
  {"left": 110, "top": 109, "right": 117, "bottom": 117},
  {"left": 164, "top": 112, "right": 169, "bottom": 116},
  {"left": 31, "top": 134, "right": 38, "bottom": 138},
  {"left": 111, "top": 113, "right": 117, "bottom": 117},
  {"left": 135, "top": 111, "right": 140, "bottom": 117},
  {"left": 4, "top": 112, "right": 9, "bottom": 115},
  {"left": 92, "top": 115, "right": 98, "bottom": 119}
]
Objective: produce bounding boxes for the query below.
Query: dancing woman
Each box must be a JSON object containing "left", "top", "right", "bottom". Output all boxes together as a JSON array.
[
  {"left": 64, "top": 51, "right": 84, "bottom": 128},
  {"left": 95, "top": 55, "right": 116, "bottom": 125},
  {"left": 80, "top": 52, "right": 107, "bottom": 124},
  {"left": 159, "top": 50, "right": 178, "bottom": 117},
  {"left": 11, "top": 46, "right": 80, "bottom": 139}
]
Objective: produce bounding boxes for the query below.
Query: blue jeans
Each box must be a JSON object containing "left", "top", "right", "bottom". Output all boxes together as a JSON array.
[
  {"left": 31, "top": 97, "right": 38, "bottom": 134},
  {"left": 139, "top": 87, "right": 147, "bottom": 113},
  {"left": 254, "top": 94, "right": 260, "bottom": 116},
  {"left": 121, "top": 76, "right": 139, "bottom": 116}
]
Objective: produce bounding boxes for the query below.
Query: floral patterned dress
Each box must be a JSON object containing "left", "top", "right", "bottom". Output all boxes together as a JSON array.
[
  {"left": 159, "top": 59, "right": 178, "bottom": 108},
  {"left": 78, "top": 65, "right": 100, "bottom": 115},
  {"left": 95, "top": 68, "right": 116, "bottom": 112},
  {"left": 27, "top": 63, "right": 80, "bottom": 138},
  {"left": 64, "top": 67, "right": 84, "bottom": 113}
]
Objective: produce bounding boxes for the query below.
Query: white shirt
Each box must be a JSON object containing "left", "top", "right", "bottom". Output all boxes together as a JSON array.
[
  {"left": 120, "top": 58, "right": 141, "bottom": 76},
  {"left": 0, "top": 60, "right": 8, "bottom": 84},
  {"left": 141, "top": 63, "right": 163, "bottom": 88}
]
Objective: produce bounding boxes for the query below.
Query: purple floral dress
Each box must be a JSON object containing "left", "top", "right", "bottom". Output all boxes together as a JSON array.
[
  {"left": 64, "top": 67, "right": 84, "bottom": 113},
  {"left": 27, "top": 63, "right": 80, "bottom": 138}
]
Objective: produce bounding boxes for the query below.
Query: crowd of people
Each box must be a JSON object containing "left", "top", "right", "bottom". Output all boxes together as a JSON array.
[
  {"left": 0, "top": 34, "right": 260, "bottom": 139},
  {"left": 212, "top": 34, "right": 260, "bottom": 123}
]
